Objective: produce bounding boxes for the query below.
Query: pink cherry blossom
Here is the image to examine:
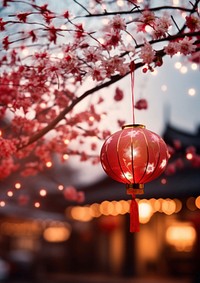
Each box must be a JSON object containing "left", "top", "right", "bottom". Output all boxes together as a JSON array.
[
  {"left": 0, "top": 138, "right": 17, "bottom": 158},
  {"left": 139, "top": 10, "right": 155, "bottom": 25},
  {"left": 104, "top": 30, "right": 122, "bottom": 49},
  {"left": 88, "top": 66, "right": 107, "bottom": 81},
  {"left": 0, "top": 0, "right": 198, "bottom": 183},
  {"left": 153, "top": 15, "right": 172, "bottom": 39},
  {"left": 186, "top": 15, "right": 200, "bottom": 31},
  {"left": 178, "top": 36, "right": 197, "bottom": 55},
  {"left": 164, "top": 41, "right": 179, "bottom": 57},
  {"left": 83, "top": 47, "right": 103, "bottom": 63},
  {"left": 140, "top": 41, "right": 155, "bottom": 64},
  {"left": 110, "top": 15, "right": 126, "bottom": 31}
]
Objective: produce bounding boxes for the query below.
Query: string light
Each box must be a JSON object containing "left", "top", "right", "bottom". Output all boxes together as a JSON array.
[
  {"left": 162, "top": 199, "right": 176, "bottom": 215},
  {"left": 39, "top": 189, "right": 47, "bottom": 197},
  {"left": 138, "top": 200, "right": 153, "bottom": 224},
  {"left": 173, "top": 0, "right": 179, "bottom": 5},
  {"left": 174, "top": 198, "right": 182, "bottom": 213},
  {"left": 188, "top": 88, "right": 196, "bottom": 96},
  {"left": 46, "top": 161, "right": 52, "bottom": 168},
  {"left": 58, "top": 184, "right": 64, "bottom": 191},
  {"left": 63, "top": 154, "right": 69, "bottom": 160},
  {"left": 195, "top": 196, "right": 200, "bottom": 209},
  {"left": 66, "top": 196, "right": 197, "bottom": 222},
  {"left": 117, "top": 0, "right": 124, "bottom": 7},
  {"left": 0, "top": 201, "right": 5, "bottom": 207},
  {"left": 174, "top": 62, "right": 182, "bottom": 69},
  {"left": 89, "top": 116, "right": 95, "bottom": 122},
  {"left": 186, "top": 152, "right": 193, "bottom": 160},
  {"left": 161, "top": 178, "right": 167, "bottom": 184},
  {"left": 7, "top": 191, "right": 13, "bottom": 197},
  {"left": 34, "top": 202, "right": 40, "bottom": 208},
  {"left": 15, "top": 182, "right": 21, "bottom": 189},
  {"left": 64, "top": 139, "right": 70, "bottom": 145},
  {"left": 186, "top": 197, "right": 196, "bottom": 211},
  {"left": 191, "top": 63, "right": 198, "bottom": 70},
  {"left": 180, "top": 66, "right": 188, "bottom": 74}
]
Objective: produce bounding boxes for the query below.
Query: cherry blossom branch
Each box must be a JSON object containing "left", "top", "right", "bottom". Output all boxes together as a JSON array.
[
  {"left": 79, "top": 4, "right": 198, "bottom": 18},
  {"left": 18, "top": 72, "right": 129, "bottom": 149},
  {"left": 10, "top": 22, "right": 200, "bottom": 152},
  {"left": 73, "top": 0, "right": 92, "bottom": 15}
]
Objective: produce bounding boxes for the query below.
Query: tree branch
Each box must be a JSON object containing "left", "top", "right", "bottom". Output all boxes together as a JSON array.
[
  {"left": 17, "top": 27, "right": 200, "bottom": 151},
  {"left": 19, "top": 62, "right": 144, "bottom": 149},
  {"left": 78, "top": 5, "right": 196, "bottom": 18}
]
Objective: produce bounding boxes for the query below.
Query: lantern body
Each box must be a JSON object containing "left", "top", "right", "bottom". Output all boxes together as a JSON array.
[{"left": 100, "top": 124, "right": 169, "bottom": 189}]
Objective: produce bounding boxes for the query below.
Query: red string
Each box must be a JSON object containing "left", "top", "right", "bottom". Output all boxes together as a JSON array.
[
  {"left": 130, "top": 61, "right": 135, "bottom": 124},
  {"left": 129, "top": 192, "right": 140, "bottom": 232}
]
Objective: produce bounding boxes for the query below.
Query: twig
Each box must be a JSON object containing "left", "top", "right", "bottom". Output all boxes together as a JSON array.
[{"left": 73, "top": 0, "right": 92, "bottom": 15}]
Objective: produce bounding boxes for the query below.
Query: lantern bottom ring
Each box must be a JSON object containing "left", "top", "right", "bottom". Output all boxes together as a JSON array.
[{"left": 126, "top": 183, "right": 144, "bottom": 195}]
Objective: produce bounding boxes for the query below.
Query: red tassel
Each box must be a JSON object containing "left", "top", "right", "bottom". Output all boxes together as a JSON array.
[{"left": 130, "top": 194, "right": 140, "bottom": 232}]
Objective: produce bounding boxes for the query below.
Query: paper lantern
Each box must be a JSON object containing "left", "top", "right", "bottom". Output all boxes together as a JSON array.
[{"left": 100, "top": 124, "right": 169, "bottom": 232}]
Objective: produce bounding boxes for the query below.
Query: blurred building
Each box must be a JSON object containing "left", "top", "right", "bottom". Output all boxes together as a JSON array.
[{"left": 0, "top": 124, "right": 199, "bottom": 282}]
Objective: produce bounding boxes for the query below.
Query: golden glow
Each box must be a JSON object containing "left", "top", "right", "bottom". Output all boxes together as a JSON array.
[
  {"left": 70, "top": 206, "right": 93, "bottom": 222},
  {"left": 43, "top": 224, "right": 71, "bottom": 242},
  {"left": 112, "top": 201, "right": 122, "bottom": 215},
  {"left": 120, "top": 200, "right": 130, "bottom": 214},
  {"left": 153, "top": 198, "right": 162, "bottom": 212},
  {"left": 174, "top": 198, "right": 182, "bottom": 213},
  {"left": 186, "top": 197, "right": 197, "bottom": 211},
  {"left": 162, "top": 199, "right": 176, "bottom": 215},
  {"left": 166, "top": 222, "right": 196, "bottom": 252},
  {"left": 100, "top": 201, "right": 113, "bottom": 216},
  {"left": 138, "top": 200, "right": 153, "bottom": 224},
  {"left": 89, "top": 203, "right": 101, "bottom": 218},
  {"left": 66, "top": 197, "right": 191, "bottom": 222},
  {"left": 195, "top": 196, "right": 200, "bottom": 209},
  {"left": 1, "top": 221, "right": 41, "bottom": 236}
]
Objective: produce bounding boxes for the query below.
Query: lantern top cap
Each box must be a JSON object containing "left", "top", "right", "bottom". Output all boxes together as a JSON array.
[{"left": 122, "top": 124, "right": 146, "bottom": 129}]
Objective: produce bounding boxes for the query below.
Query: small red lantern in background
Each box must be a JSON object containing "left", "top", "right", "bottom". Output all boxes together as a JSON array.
[{"left": 100, "top": 124, "right": 169, "bottom": 232}]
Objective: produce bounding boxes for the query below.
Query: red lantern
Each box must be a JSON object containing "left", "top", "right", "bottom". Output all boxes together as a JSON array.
[{"left": 100, "top": 124, "right": 169, "bottom": 232}]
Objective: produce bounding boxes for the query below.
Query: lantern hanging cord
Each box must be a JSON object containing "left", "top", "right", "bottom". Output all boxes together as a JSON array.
[{"left": 130, "top": 61, "right": 135, "bottom": 124}]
